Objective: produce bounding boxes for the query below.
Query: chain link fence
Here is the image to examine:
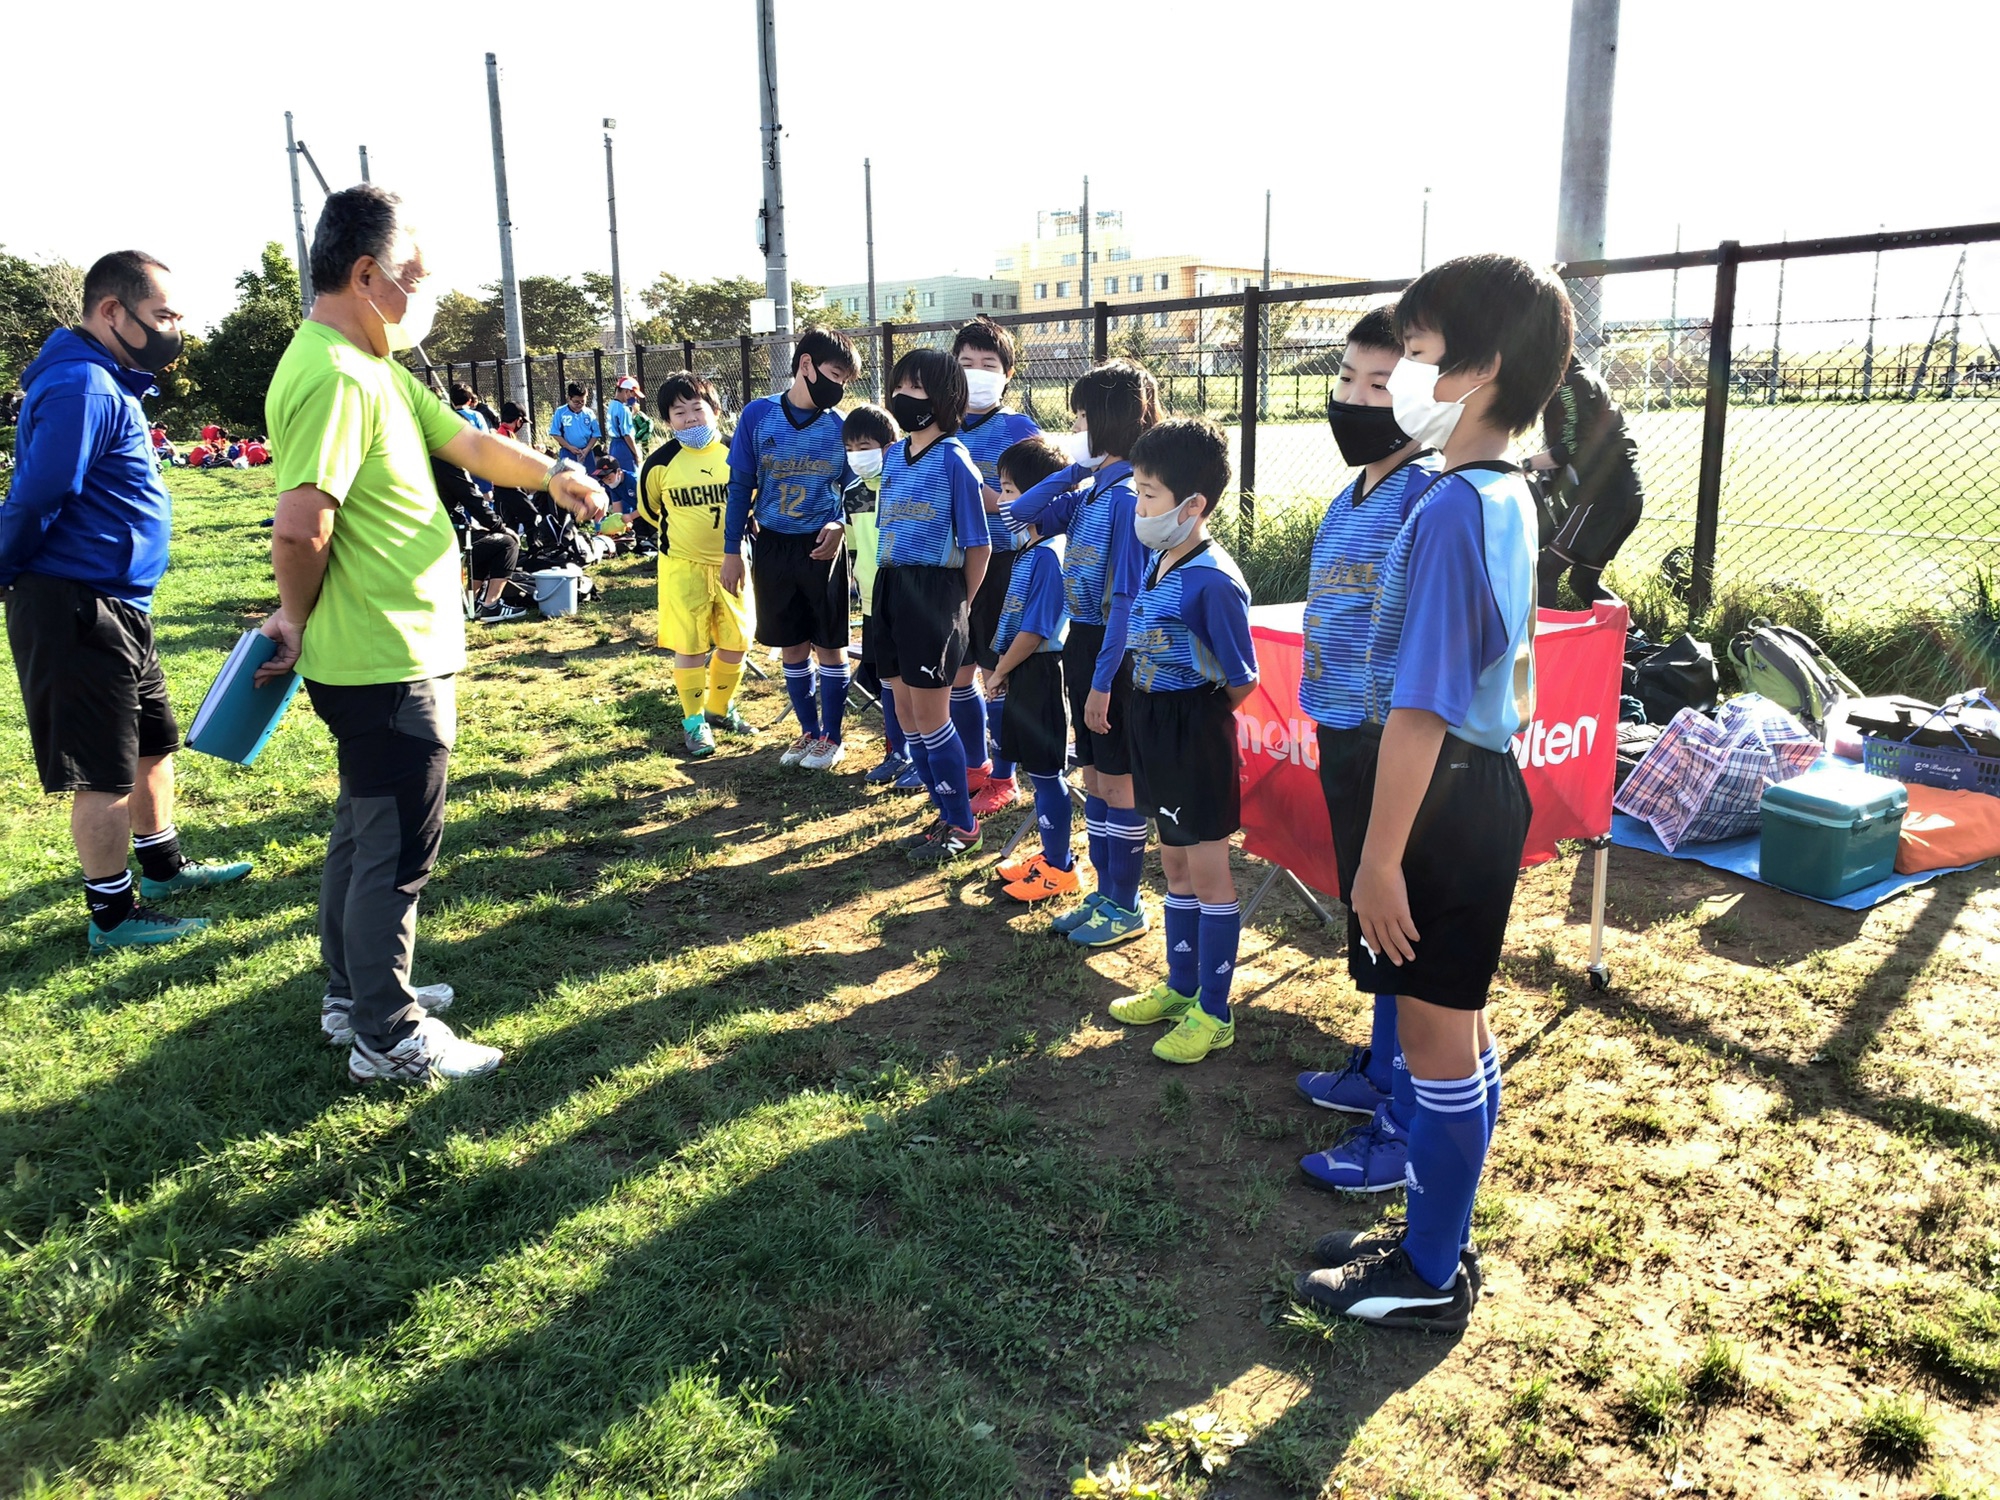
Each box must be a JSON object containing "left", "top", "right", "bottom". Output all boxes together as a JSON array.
[{"left": 421, "top": 222, "right": 2000, "bottom": 639}]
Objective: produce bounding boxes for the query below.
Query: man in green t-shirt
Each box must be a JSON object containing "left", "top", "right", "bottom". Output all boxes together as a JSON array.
[{"left": 257, "top": 184, "right": 607, "bottom": 1087}]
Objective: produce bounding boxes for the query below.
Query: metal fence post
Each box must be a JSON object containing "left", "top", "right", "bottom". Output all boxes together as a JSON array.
[
  {"left": 1690, "top": 240, "right": 1740, "bottom": 622},
  {"left": 1093, "top": 301, "right": 1110, "bottom": 362},
  {"left": 881, "top": 320, "right": 897, "bottom": 386},
  {"left": 739, "top": 335, "right": 753, "bottom": 407},
  {"left": 555, "top": 351, "right": 567, "bottom": 406},
  {"left": 591, "top": 348, "right": 606, "bottom": 427},
  {"left": 634, "top": 344, "right": 646, "bottom": 393},
  {"left": 683, "top": 338, "right": 695, "bottom": 373},
  {"left": 525, "top": 358, "right": 538, "bottom": 437},
  {"left": 1238, "top": 286, "right": 1262, "bottom": 537}
]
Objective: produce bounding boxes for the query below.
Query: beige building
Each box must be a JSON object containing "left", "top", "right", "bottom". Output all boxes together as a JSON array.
[{"left": 999, "top": 209, "right": 1365, "bottom": 350}]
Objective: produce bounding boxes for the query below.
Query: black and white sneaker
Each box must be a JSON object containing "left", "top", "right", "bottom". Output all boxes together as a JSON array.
[
  {"left": 896, "top": 818, "right": 945, "bottom": 852},
  {"left": 1294, "top": 1245, "right": 1473, "bottom": 1331},
  {"left": 477, "top": 600, "right": 529, "bottom": 625},
  {"left": 908, "top": 821, "right": 981, "bottom": 866},
  {"left": 1310, "top": 1227, "right": 1483, "bottom": 1304}
]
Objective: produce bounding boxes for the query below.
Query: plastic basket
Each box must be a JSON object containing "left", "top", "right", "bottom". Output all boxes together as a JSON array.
[{"left": 1861, "top": 694, "right": 2000, "bottom": 794}]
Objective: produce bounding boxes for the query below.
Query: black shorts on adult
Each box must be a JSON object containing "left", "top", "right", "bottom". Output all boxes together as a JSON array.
[
  {"left": 1061, "top": 622, "right": 1133, "bottom": 776},
  {"left": 1129, "top": 684, "right": 1241, "bottom": 846},
  {"left": 872, "top": 565, "right": 968, "bottom": 689},
  {"left": 997, "top": 651, "right": 1068, "bottom": 777},
  {"left": 1319, "top": 721, "right": 1532, "bottom": 1010},
  {"left": 1550, "top": 467, "right": 1644, "bottom": 569},
  {"left": 6, "top": 571, "right": 181, "bottom": 794},
  {"left": 751, "top": 527, "right": 849, "bottom": 650},
  {"left": 967, "top": 545, "right": 1018, "bottom": 672}
]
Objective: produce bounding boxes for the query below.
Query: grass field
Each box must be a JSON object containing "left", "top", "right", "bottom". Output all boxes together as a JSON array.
[{"left": 4, "top": 468, "right": 1999, "bottom": 1499}]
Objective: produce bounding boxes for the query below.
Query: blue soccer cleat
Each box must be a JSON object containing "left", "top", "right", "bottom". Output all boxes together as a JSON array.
[
  {"left": 1299, "top": 1105, "right": 1409, "bottom": 1194},
  {"left": 1296, "top": 1047, "right": 1391, "bottom": 1117}
]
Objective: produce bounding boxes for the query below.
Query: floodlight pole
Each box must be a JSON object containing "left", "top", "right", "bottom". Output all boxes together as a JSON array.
[
  {"left": 756, "top": 0, "right": 793, "bottom": 390},
  {"left": 1420, "top": 186, "right": 1430, "bottom": 272},
  {"left": 604, "top": 120, "right": 627, "bottom": 376},
  {"left": 285, "top": 111, "right": 311, "bottom": 317},
  {"left": 1862, "top": 226, "right": 1882, "bottom": 401},
  {"left": 486, "top": 53, "right": 528, "bottom": 410},
  {"left": 1665, "top": 222, "right": 1680, "bottom": 407},
  {"left": 1259, "top": 188, "right": 1272, "bottom": 421},
  {"left": 1555, "top": 0, "right": 1620, "bottom": 361},
  {"left": 1080, "top": 176, "right": 1091, "bottom": 314},
  {"left": 359, "top": 145, "right": 371, "bottom": 183},
  {"left": 1768, "top": 234, "right": 1787, "bottom": 405},
  {"left": 864, "top": 158, "right": 877, "bottom": 333}
]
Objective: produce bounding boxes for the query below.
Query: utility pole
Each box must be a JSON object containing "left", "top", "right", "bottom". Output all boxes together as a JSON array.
[
  {"left": 285, "top": 111, "right": 312, "bottom": 317},
  {"left": 864, "top": 158, "right": 878, "bottom": 376},
  {"left": 1862, "top": 225, "right": 1882, "bottom": 402},
  {"left": 604, "top": 119, "right": 627, "bottom": 376},
  {"left": 1420, "top": 186, "right": 1430, "bottom": 272},
  {"left": 755, "top": 0, "right": 793, "bottom": 390},
  {"left": 1080, "top": 176, "right": 1092, "bottom": 315},
  {"left": 359, "top": 145, "right": 370, "bottom": 183},
  {"left": 486, "top": 53, "right": 528, "bottom": 411},
  {"left": 1555, "top": 0, "right": 1620, "bottom": 360},
  {"left": 1259, "top": 188, "right": 1272, "bottom": 421}
]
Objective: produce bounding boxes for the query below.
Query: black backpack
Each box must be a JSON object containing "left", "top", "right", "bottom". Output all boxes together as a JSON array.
[{"left": 1631, "top": 632, "right": 1719, "bottom": 725}]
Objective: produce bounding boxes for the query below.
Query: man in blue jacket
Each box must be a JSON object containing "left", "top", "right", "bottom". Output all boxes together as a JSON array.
[{"left": 1, "top": 250, "right": 252, "bottom": 951}]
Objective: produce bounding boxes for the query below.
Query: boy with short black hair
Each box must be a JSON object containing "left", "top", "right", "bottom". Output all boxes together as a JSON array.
[
  {"left": 1102, "top": 419, "right": 1258, "bottom": 1063},
  {"left": 983, "top": 436, "right": 1076, "bottom": 901},
  {"left": 723, "top": 327, "right": 859, "bottom": 771},
  {"left": 840, "top": 403, "right": 919, "bottom": 786},
  {"left": 1002, "top": 359, "right": 1158, "bottom": 949},
  {"left": 949, "top": 316, "right": 1042, "bottom": 818},
  {"left": 1296, "top": 253, "right": 1572, "bottom": 1332},
  {"left": 639, "top": 372, "right": 748, "bottom": 759},
  {"left": 1293, "top": 302, "right": 1443, "bottom": 1193},
  {"left": 873, "top": 347, "right": 991, "bottom": 862}
]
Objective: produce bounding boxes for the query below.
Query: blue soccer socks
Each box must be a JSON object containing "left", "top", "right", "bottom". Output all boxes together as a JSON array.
[
  {"left": 1365, "top": 993, "right": 1398, "bottom": 1093},
  {"left": 987, "top": 693, "right": 1015, "bottom": 781},
  {"left": 918, "top": 723, "right": 975, "bottom": 831},
  {"left": 1460, "top": 1042, "right": 1502, "bottom": 1249},
  {"left": 879, "top": 684, "right": 905, "bottom": 755},
  {"left": 1029, "top": 771, "right": 1074, "bottom": 869},
  {"left": 1103, "top": 805, "right": 1148, "bottom": 911},
  {"left": 1389, "top": 1043, "right": 1417, "bottom": 1133},
  {"left": 1404, "top": 1070, "right": 1492, "bottom": 1290},
  {"left": 949, "top": 685, "right": 989, "bottom": 773},
  {"left": 783, "top": 661, "right": 822, "bottom": 739},
  {"left": 1197, "top": 900, "right": 1241, "bottom": 1021},
  {"left": 818, "top": 661, "right": 852, "bottom": 744},
  {"left": 1084, "top": 794, "right": 1109, "bottom": 889},
  {"left": 1163, "top": 891, "right": 1200, "bottom": 996}
]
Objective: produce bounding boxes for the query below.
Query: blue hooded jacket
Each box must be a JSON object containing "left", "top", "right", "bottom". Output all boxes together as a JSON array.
[{"left": 0, "top": 327, "right": 172, "bottom": 609}]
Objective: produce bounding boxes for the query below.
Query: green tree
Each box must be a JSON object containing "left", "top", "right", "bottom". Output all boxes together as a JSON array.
[
  {"left": 421, "top": 274, "right": 606, "bottom": 361},
  {"left": 0, "top": 247, "right": 86, "bottom": 390},
  {"left": 632, "top": 274, "right": 849, "bottom": 345},
  {"left": 191, "top": 243, "right": 302, "bottom": 432}
]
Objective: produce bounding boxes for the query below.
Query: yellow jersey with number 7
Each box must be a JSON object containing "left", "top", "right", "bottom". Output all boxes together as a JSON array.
[{"left": 637, "top": 436, "right": 733, "bottom": 566}]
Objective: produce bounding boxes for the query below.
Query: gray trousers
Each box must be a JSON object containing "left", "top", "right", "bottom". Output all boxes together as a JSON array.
[{"left": 304, "top": 676, "right": 456, "bottom": 1050}]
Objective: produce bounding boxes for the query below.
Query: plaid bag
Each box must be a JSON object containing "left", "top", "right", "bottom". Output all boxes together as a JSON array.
[{"left": 1614, "top": 694, "right": 1822, "bottom": 850}]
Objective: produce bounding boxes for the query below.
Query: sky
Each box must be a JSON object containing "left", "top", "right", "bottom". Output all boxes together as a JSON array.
[{"left": 4, "top": 0, "right": 1997, "bottom": 350}]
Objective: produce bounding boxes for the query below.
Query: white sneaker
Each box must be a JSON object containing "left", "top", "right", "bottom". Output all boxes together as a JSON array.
[
  {"left": 800, "top": 737, "right": 846, "bottom": 770},
  {"left": 779, "top": 732, "right": 816, "bottom": 766},
  {"left": 347, "top": 1014, "right": 502, "bottom": 1084},
  {"left": 322, "top": 983, "right": 455, "bottom": 1049}
]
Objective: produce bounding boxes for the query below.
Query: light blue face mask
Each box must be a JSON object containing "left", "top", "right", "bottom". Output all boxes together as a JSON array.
[{"left": 674, "top": 423, "right": 716, "bottom": 449}]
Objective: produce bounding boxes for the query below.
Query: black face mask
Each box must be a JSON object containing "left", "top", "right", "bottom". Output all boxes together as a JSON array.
[
  {"left": 110, "top": 303, "right": 184, "bottom": 375},
  {"left": 803, "top": 361, "right": 846, "bottom": 410},
  {"left": 1326, "top": 394, "right": 1411, "bottom": 467},
  {"left": 889, "top": 392, "right": 935, "bottom": 432}
]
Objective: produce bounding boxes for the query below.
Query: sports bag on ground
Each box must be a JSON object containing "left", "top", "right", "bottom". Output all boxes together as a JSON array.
[{"left": 1726, "top": 619, "right": 1860, "bottom": 732}]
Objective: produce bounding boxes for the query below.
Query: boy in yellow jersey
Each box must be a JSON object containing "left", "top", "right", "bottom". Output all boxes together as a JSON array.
[{"left": 638, "top": 374, "right": 753, "bottom": 758}]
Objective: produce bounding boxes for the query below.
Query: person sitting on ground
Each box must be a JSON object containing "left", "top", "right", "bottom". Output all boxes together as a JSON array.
[
  {"left": 243, "top": 436, "right": 270, "bottom": 466},
  {"left": 185, "top": 440, "right": 211, "bottom": 468}
]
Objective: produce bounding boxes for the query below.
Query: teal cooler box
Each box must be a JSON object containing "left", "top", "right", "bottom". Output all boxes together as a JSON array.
[{"left": 1759, "top": 766, "right": 1906, "bottom": 899}]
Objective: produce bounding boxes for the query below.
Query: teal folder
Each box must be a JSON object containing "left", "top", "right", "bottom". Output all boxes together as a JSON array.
[{"left": 186, "top": 630, "right": 301, "bottom": 766}]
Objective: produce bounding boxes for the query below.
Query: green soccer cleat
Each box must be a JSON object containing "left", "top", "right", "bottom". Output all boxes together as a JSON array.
[
  {"left": 1152, "top": 1006, "right": 1234, "bottom": 1064},
  {"left": 1068, "top": 900, "right": 1149, "bottom": 949},
  {"left": 1049, "top": 891, "right": 1108, "bottom": 935},
  {"left": 683, "top": 714, "right": 717, "bottom": 759},
  {"left": 706, "top": 706, "right": 753, "bottom": 736},
  {"left": 1108, "top": 981, "right": 1198, "bottom": 1026},
  {"left": 88, "top": 908, "right": 210, "bottom": 952},
  {"left": 139, "top": 859, "right": 253, "bottom": 900}
]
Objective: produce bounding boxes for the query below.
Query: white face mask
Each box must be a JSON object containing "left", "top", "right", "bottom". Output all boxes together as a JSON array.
[
  {"left": 962, "top": 368, "right": 1007, "bottom": 411},
  {"left": 1064, "top": 428, "right": 1105, "bottom": 469},
  {"left": 367, "top": 263, "right": 437, "bottom": 355},
  {"left": 847, "top": 447, "right": 884, "bottom": 480},
  {"left": 1133, "top": 498, "right": 1201, "bottom": 551},
  {"left": 1386, "top": 357, "right": 1479, "bottom": 450}
]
